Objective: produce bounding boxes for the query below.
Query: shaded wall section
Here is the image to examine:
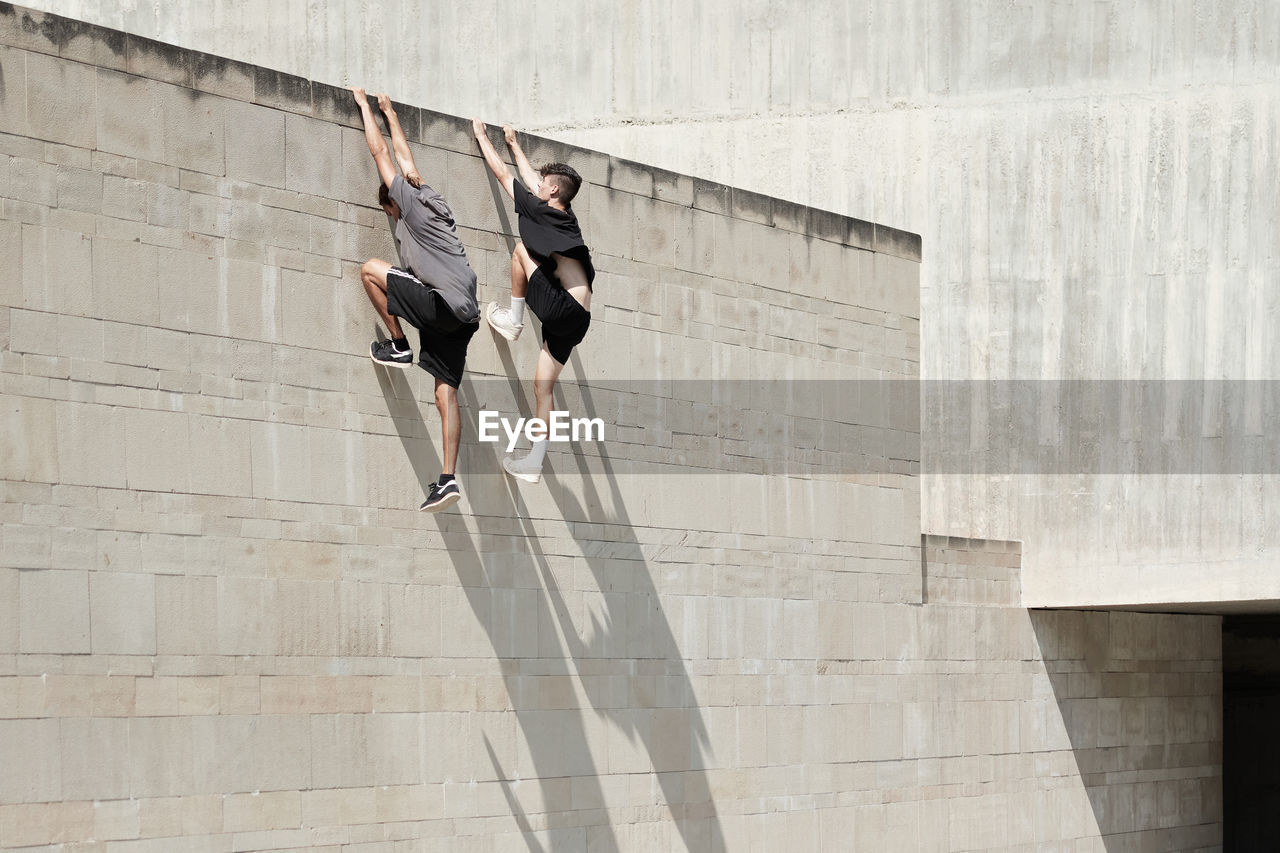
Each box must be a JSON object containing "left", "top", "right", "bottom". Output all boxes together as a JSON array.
[{"left": 0, "top": 7, "right": 1220, "bottom": 852}]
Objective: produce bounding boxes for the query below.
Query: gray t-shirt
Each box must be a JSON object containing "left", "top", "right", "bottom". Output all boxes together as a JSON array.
[{"left": 388, "top": 174, "right": 479, "bottom": 324}]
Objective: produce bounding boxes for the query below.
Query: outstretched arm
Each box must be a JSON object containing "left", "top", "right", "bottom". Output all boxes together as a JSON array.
[
  {"left": 377, "top": 93, "right": 422, "bottom": 187},
  {"left": 472, "top": 118, "right": 515, "bottom": 199},
  {"left": 353, "top": 87, "right": 397, "bottom": 188},
  {"left": 503, "top": 126, "right": 541, "bottom": 191}
]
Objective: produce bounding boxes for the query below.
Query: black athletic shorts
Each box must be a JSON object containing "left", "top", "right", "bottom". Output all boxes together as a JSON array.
[
  {"left": 526, "top": 266, "right": 591, "bottom": 365},
  {"left": 385, "top": 266, "right": 479, "bottom": 388}
]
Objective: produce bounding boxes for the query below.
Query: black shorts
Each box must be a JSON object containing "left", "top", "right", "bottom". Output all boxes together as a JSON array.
[
  {"left": 385, "top": 266, "right": 478, "bottom": 388},
  {"left": 526, "top": 266, "right": 591, "bottom": 365}
]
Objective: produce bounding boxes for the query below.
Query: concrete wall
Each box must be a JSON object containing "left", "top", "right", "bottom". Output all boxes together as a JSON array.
[
  {"left": 23, "top": 0, "right": 1273, "bottom": 609},
  {"left": 0, "top": 6, "right": 1222, "bottom": 851},
  {"left": 541, "top": 2, "right": 1280, "bottom": 611}
]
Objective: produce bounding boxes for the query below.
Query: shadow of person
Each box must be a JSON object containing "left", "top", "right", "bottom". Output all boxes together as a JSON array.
[
  {"left": 376, "top": 352, "right": 623, "bottom": 851},
  {"left": 436, "top": 162, "right": 724, "bottom": 849},
  {"left": 508, "top": 347, "right": 728, "bottom": 853},
  {"left": 483, "top": 734, "right": 548, "bottom": 853}
]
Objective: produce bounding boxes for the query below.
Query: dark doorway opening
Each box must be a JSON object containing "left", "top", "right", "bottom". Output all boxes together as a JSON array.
[{"left": 1223, "top": 615, "right": 1280, "bottom": 849}]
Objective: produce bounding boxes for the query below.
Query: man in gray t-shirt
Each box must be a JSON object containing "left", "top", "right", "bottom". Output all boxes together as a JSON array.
[
  {"left": 383, "top": 172, "right": 479, "bottom": 326},
  {"left": 352, "top": 88, "right": 479, "bottom": 513}
]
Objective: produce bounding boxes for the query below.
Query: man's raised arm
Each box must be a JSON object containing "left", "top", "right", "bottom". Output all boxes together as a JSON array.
[
  {"left": 472, "top": 119, "right": 515, "bottom": 199},
  {"left": 377, "top": 93, "right": 422, "bottom": 188},
  {"left": 502, "top": 126, "right": 542, "bottom": 191},
  {"left": 353, "top": 87, "right": 397, "bottom": 188}
]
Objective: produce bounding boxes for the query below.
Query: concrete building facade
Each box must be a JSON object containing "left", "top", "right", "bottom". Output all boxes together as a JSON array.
[
  {"left": 21, "top": 0, "right": 1277, "bottom": 611},
  {"left": 0, "top": 3, "right": 1253, "bottom": 850}
]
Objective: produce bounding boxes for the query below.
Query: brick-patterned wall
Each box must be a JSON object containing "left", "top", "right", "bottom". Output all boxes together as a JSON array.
[{"left": 0, "top": 6, "right": 1219, "bottom": 851}]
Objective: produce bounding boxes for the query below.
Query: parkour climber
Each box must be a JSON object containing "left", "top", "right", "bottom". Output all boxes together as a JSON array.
[
  {"left": 353, "top": 88, "right": 480, "bottom": 512},
  {"left": 472, "top": 119, "right": 595, "bottom": 484}
]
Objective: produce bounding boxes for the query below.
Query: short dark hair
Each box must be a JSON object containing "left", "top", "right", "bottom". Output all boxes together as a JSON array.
[
  {"left": 377, "top": 183, "right": 391, "bottom": 208},
  {"left": 539, "top": 163, "right": 582, "bottom": 205}
]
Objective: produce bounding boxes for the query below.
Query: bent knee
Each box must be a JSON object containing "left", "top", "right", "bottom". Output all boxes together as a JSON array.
[
  {"left": 511, "top": 243, "right": 540, "bottom": 280},
  {"left": 512, "top": 243, "right": 538, "bottom": 273}
]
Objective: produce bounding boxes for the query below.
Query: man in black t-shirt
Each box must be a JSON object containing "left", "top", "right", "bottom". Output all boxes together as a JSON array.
[
  {"left": 473, "top": 119, "right": 595, "bottom": 485},
  {"left": 353, "top": 88, "right": 480, "bottom": 512}
]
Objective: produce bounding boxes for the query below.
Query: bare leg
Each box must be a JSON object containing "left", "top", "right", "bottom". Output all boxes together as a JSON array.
[
  {"left": 435, "top": 379, "right": 460, "bottom": 476},
  {"left": 360, "top": 258, "right": 405, "bottom": 339},
  {"left": 510, "top": 241, "right": 537, "bottom": 299},
  {"left": 532, "top": 344, "right": 565, "bottom": 431},
  {"left": 504, "top": 344, "right": 565, "bottom": 481},
  {"left": 502, "top": 343, "right": 566, "bottom": 482}
]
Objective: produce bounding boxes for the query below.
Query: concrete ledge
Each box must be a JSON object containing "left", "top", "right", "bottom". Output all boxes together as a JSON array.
[{"left": 1025, "top": 555, "right": 1280, "bottom": 614}]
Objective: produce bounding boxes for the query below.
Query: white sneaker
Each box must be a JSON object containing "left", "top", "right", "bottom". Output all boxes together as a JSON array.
[
  {"left": 502, "top": 454, "right": 542, "bottom": 484},
  {"left": 486, "top": 302, "right": 524, "bottom": 341}
]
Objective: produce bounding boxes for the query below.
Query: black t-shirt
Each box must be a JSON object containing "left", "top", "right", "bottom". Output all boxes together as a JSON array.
[{"left": 512, "top": 179, "right": 595, "bottom": 290}]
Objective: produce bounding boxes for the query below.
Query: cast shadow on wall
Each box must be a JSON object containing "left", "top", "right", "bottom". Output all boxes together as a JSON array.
[
  {"left": 1028, "top": 610, "right": 1222, "bottom": 851},
  {"left": 375, "top": 344, "right": 726, "bottom": 851}
]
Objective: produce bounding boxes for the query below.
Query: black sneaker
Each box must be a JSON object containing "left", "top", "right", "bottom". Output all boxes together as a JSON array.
[
  {"left": 370, "top": 339, "right": 413, "bottom": 368},
  {"left": 420, "top": 479, "right": 461, "bottom": 512}
]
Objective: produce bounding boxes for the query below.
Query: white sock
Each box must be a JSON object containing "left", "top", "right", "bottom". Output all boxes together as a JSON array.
[
  {"left": 509, "top": 297, "right": 526, "bottom": 325},
  {"left": 525, "top": 438, "right": 548, "bottom": 467}
]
